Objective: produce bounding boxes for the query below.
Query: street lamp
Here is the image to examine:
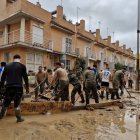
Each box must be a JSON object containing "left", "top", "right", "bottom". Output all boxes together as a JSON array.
[{"left": 136, "top": 0, "right": 140, "bottom": 90}]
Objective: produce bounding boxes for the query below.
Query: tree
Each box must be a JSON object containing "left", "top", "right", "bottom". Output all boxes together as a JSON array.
[
  {"left": 115, "top": 62, "right": 125, "bottom": 70},
  {"left": 74, "top": 57, "right": 86, "bottom": 71}
]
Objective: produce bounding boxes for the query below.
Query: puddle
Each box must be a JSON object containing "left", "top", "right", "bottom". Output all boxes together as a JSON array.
[{"left": 94, "top": 98, "right": 140, "bottom": 140}]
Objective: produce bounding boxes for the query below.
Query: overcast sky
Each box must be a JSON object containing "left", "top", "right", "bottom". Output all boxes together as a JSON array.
[{"left": 29, "top": 0, "right": 138, "bottom": 53}]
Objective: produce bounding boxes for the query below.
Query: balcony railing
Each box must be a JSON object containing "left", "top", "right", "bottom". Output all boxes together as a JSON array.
[
  {"left": 104, "top": 57, "right": 109, "bottom": 63},
  {"left": 65, "top": 46, "right": 78, "bottom": 56},
  {"left": 89, "top": 52, "right": 96, "bottom": 60},
  {"left": 0, "top": 29, "right": 53, "bottom": 51},
  {"left": 75, "top": 48, "right": 80, "bottom": 56}
]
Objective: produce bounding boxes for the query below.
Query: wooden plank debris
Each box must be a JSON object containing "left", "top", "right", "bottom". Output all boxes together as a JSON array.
[
  {"left": 72, "top": 101, "right": 123, "bottom": 111},
  {"left": 7, "top": 101, "right": 72, "bottom": 116},
  {"left": 6, "top": 100, "right": 123, "bottom": 116}
]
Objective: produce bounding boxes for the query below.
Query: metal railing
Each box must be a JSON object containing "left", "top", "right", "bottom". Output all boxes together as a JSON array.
[
  {"left": 104, "top": 57, "right": 109, "bottom": 62},
  {"left": 89, "top": 52, "right": 97, "bottom": 60},
  {"left": 0, "top": 29, "right": 53, "bottom": 50}
]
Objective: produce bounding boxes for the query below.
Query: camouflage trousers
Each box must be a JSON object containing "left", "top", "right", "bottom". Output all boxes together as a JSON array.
[
  {"left": 71, "top": 83, "right": 85, "bottom": 104},
  {"left": 54, "top": 80, "right": 69, "bottom": 101},
  {"left": 111, "top": 80, "right": 121, "bottom": 99},
  {"left": 84, "top": 82, "right": 99, "bottom": 105}
]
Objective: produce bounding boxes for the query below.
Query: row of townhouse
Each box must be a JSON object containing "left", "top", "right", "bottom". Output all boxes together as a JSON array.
[{"left": 0, "top": 0, "right": 136, "bottom": 72}]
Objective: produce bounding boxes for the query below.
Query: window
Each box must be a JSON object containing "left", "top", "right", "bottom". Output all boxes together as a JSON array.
[
  {"left": 35, "top": 54, "right": 43, "bottom": 72},
  {"left": 84, "top": 47, "right": 90, "bottom": 57},
  {"left": 32, "top": 26, "right": 43, "bottom": 45},
  {"left": 26, "top": 53, "right": 43, "bottom": 72},
  {"left": 75, "top": 48, "right": 80, "bottom": 55},
  {"left": 4, "top": 52, "right": 10, "bottom": 63},
  {"left": 26, "top": 53, "right": 35, "bottom": 72},
  {"left": 66, "top": 60, "right": 70, "bottom": 70},
  {"left": 65, "top": 38, "right": 72, "bottom": 53}
]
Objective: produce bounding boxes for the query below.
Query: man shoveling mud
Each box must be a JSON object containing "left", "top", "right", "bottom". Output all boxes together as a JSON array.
[
  {"left": 111, "top": 67, "right": 126, "bottom": 100},
  {"left": 68, "top": 70, "right": 85, "bottom": 105},
  {"left": 35, "top": 66, "right": 46, "bottom": 100},
  {"left": 50, "top": 62, "right": 69, "bottom": 101}
]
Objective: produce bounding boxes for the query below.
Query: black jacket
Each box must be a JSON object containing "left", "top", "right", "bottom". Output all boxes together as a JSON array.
[{"left": 1, "top": 62, "right": 29, "bottom": 88}]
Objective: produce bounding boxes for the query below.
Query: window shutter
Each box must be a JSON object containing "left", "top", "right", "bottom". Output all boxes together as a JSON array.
[
  {"left": 32, "top": 26, "right": 43, "bottom": 44},
  {"left": 62, "top": 37, "right": 66, "bottom": 53}
]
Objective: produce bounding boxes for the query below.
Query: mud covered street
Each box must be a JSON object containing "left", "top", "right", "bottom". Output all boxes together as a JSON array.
[{"left": 0, "top": 92, "right": 140, "bottom": 140}]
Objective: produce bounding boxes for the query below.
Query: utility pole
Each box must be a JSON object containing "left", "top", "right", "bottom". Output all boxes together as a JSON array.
[
  {"left": 98, "top": 21, "right": 101, "bottom": 29},
  {"left": 89, "top": 16, "right": 91, "bottom": 31},
  {"left": 107, "top": 27, "right": 109, "bottom": 36},
  {"left": 113, "top": 32, "right": 115, "bottom": 42},
  {"left": 60, "top": 0, "right": 62, "bottom": 6},
  {"left": 77, "top": 7, "right": 80, "bottom": 23},
  {"left": 136, "top": 0, "right": 140, "bottom": 90}
]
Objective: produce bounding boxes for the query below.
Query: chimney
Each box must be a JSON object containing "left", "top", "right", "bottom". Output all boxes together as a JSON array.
[
  {"left": 96, "top": 29, "right": 100, "bottom": 40},
  {"left": 107, "top": 36, "right": 111, "bottom": 45},
  {"left": 116, "top": 40, "right": 119, "bottom": 48},
  {"left": 79, "top": 19, "right": 85, "bottom": 30},
  {"left": 36, "top": 1, "right": 41, "bottom": 8},
  {"left": 57, "top": 5, "right": 63, "bottom": 20},
  {"left": 122, "top": 44, "right": 126, "bottom": 51},
  {"left": 126, "top": 49, "right": 131, "bottom": 55}
]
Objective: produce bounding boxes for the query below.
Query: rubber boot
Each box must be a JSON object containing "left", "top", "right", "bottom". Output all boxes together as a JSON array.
[
  {"left": 71, "top": 94, "right": 75, "bottom": 105},
  {"left": 100, "top": 91, "right": 104, "bottom": 99},
  {"left": 71, "top": 100, "right": 75, "bottom": 105},
  {"left": 86, "top": 98, "right": 89, "bottom": 105},
  {"left": 95, "top": 98, "right": 99, "bottom": 103},
  {"left": 116, "top": 92, "right": 121, "bottom": 99},
  {"left": 0, "top": 106, "right": 7, "bottom": 119},
  {"left": 111, "top": 92, "right": 115, "bottom": 100},
  {"left": 35, "top": 92, "right": 38, "bottom": 101},
  {"left": 15, "top": 108, "right": 24, "bottom": 123},
  {"left": 106, "top": 92, "right": 109, "bottom": 100},
  {"left": 120, "top": 91, "right": 124, "bottom": 96},
  {"left": 79, "top": 93, "right": 85, "bottom": 103}
]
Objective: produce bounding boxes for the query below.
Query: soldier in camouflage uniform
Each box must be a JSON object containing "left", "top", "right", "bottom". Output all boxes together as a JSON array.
[
  {"left": 68, "top": 70, "right": 85, "bottom": 105},
  {"left": 111, "top": 68, "right": 126, "bottom": 100},
  {"left": 83, "top": 67, "right": 99, "bottom": 105},
  {"left": 76, "top": 67, "right": 83, "bottom": 82}
]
